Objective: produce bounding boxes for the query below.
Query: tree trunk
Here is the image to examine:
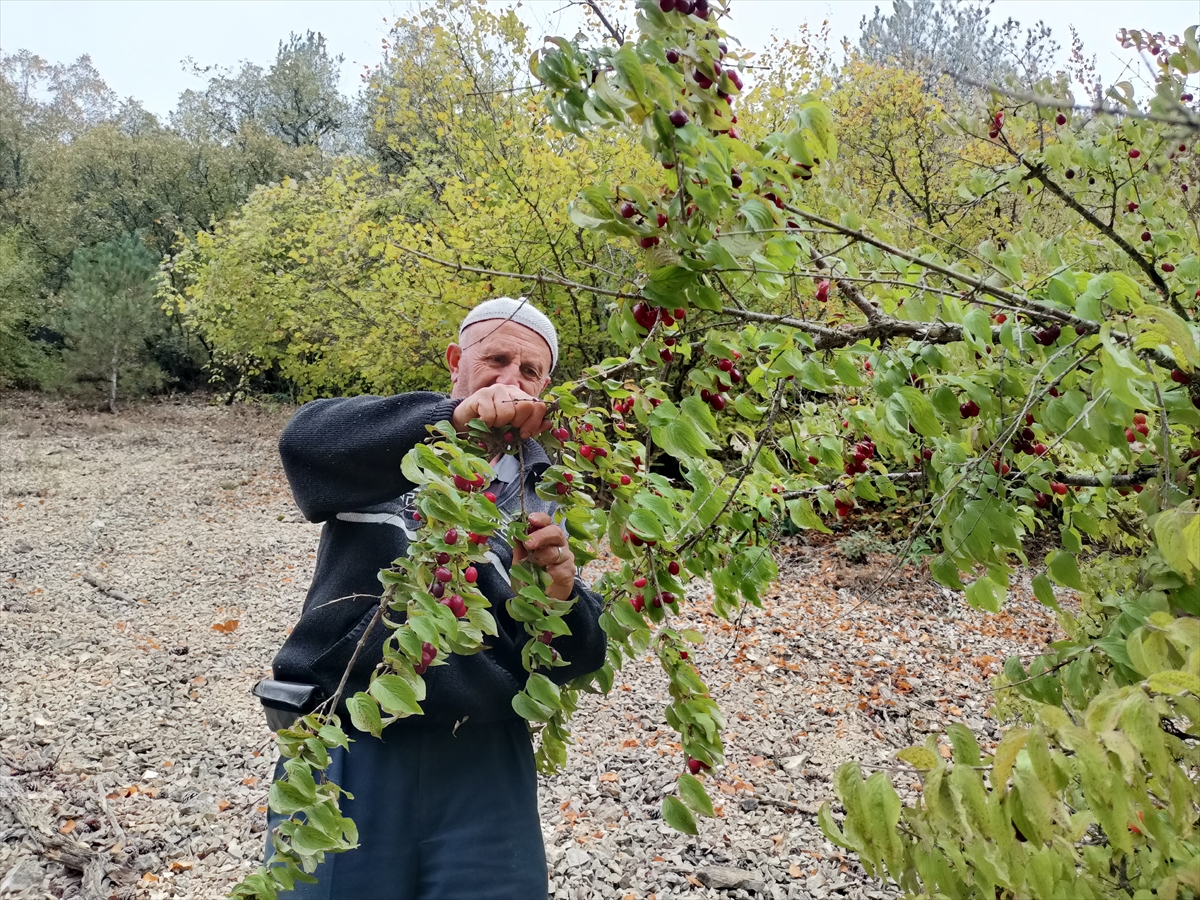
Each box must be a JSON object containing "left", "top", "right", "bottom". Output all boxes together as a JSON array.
[{"left": 108, "top": 349, "right": 119, "bottom": 414}]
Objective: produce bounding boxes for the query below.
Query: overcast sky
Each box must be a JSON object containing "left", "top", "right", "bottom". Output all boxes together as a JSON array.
[{"left": 1, "top": 1, "right": 1196, "bottom": 116}]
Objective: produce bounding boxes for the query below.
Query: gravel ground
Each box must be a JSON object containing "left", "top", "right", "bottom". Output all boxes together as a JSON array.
[{"left": 0, "top": 395, "right": 1067, "bottom": 900}]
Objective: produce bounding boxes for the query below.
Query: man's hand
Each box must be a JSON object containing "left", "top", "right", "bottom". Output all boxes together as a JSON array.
[
  {"left": 512, "top": 512, "right": 575, "bottom": 601},
  {"left": 451, "top": 384, "right": 549, "bottom": 440}
]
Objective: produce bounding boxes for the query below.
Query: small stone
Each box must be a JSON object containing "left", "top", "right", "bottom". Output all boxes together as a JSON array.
[
  {"left": 0, "top": 858, "right": 44, "bottom": 893},
  {"left": 739, "top": 797, "right": 759, "bottom": 811},
  {"left": 14, "top": 540, "right": 32, "bottom": 553},
  {"left": 696, "top": 865, "right": 765, "bottom": 892},
  {"left": 564, "top": 847, "right": 591, "bottom": 869}
]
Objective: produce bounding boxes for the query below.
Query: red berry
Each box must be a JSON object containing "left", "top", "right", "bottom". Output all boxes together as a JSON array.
[
  {"left": 431, "top": 582, "right": 445, "bottom": 599},
  {"left": 661, "top": 591, "right": 675, "bottom": 604},
  {"left": 808, "top": 455, "right": 819, "bottom": 465},
  {"left": 994, "top": 313, "right": 1007, "bottom": 324},
  {"left": 1065, "top": 169, "right": 1075, "bottom": 179},
  {"left": 666, "top": 48, "right": 680, "bottom": 64},
  {"left": 556, "top": 483, "right": 570, "bottom": 496},
  {"left": 700, "top": 389, "right": 712, "bottom": 402},
  {"left": 435, "top": 567, "right": 452, "bottom": 583},
  {"left": 1051, "top": 481, "right": 1068, "bottom": 496},
  {"left": 444, "top": 594, "right": 466, "bottom": 617},
  {"left": 1034, "top": 443, "right": 1048, "bottom": 456},
  {"left": 1127, "top": 201, "right": 1138, "bottom": 211},
  {"left": 445, "top": 528, "right": 458, "bottom": 545},
  {"left": 815, "top": 280, "right": 830, "bottom": 302},
  {"left": 634, "top": 577, "right": 648, "bottom": 588},
  {"left": 668, "top": 560, "right": 680, "bottom": 576},
  {"left": 631, "top": 595, "right": 645, "bottom": 612},
  {"left": 718, "top": 358, "right": 733, "bottom": 372},
  {"left": 1133, "top": 412, "right": 1147, "bottom": 425},
  {"left": 711, "top": 394, "right": 727, "bottom": 411},
  {"left": 484, "top": 491, "right": 497, "bottom": 503},
  {"left": 453, "top": 474, "right": 471, "bottom": 491},
  {"left": 1142, "top": 231, "right": 1152, "bottom": 242},
  {"left": 680, "top": 651, "right": 688, "bottom": 660},
  {"left": 1170, "top": 369, "right": 1189, "bottom": 384},
  {"left": 539, "top": 630, "right": 553, "bottom": 644},
  {"left": 687, "top": 757, "right": 703, "bottom": 775},
  {"left": 1162, "top": 263, "right": 1175, "bottom": 272},
  {"left": 669, "top": 109, "right": 690, "bottom": 127},
  {"left": 464, "top": 566, "right": 478, "bottom": 584},
  {"left": 1126, "top": 428, "right": 1137, "bottom": 443},
  {"left": 1055, "top": 113, "right": 1066, "bottom": 125},
  {"left": 436, "top": 551, "right": 450, "bottom": 565},
  {"left": 1034, "top": 492, "right": 1050, "bottom": 509},
  {"left": 1136, "top": 423, "right": 1149, "bottom": 436},
  {"left": 620, "top": 202, "right": 636, "bottom": 218},
  {"left": 657, "top": 213, "right": 668, "bottom": 228},
  {"left": 922, "top": 447, "right": 933, "bottom": 460},
  {"left": 660, "top": 348, "right": 675, "bottom": 363},
  {"left": 1129, "top": 149, "right": 1140, "bottom": 159}
]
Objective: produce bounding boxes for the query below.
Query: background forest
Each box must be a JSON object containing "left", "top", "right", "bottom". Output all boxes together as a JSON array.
[{"left": 2, "top": 0, "right": 1093, "bottom": 406}]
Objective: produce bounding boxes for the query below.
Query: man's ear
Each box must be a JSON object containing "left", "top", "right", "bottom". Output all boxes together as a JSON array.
[{"left": 446, "top": 343, "right": 462, "bottom": 386}]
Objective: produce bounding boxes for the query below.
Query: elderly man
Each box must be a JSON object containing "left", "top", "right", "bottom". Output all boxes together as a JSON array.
[{"left": 260, "top": 298, "right": 607, "bottom": 899}]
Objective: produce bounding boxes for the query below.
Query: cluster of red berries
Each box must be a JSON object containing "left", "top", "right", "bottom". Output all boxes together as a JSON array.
[
  {"left": 414, "top": 641, "right": 437, "bottom": 676},
  {"left": 686, "top": 756, "right": 710, "bottom": 775},
  {"left": 959, "top": 399, "right": 981, "bottom": 418},
  {"left": 1126, "top": 412, "right": 1151, "bottom": 443},
  {"left": 988, "top": 110, "right": 1004, "bottom": 139},
  {"left": 658, "top": 0, "right": 711, "bottom": 18},
  {"left": 1033, "top": 323, "right": 1062, "bottom": 346},
  {"left": 1011, "top": 413, "right": 1048, "bottom": 456},
  {"left": 834, "top": 497, "right": 856, "bottom": 518},
  {"left": 843, "top": 437, "right": 875, "bottom": 475},
  {"left": 452, "top": 473, "right": 486, "bottom": 492}
]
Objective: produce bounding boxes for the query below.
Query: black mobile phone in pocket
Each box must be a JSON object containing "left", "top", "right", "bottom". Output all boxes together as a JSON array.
[{"left": 251, "top": 678, "right": 324, "bottom": 732}]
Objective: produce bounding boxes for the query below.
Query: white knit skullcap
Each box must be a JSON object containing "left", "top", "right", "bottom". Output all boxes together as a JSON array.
[{"left": 459, "top": 297, "right": 558, "bottom": 371}]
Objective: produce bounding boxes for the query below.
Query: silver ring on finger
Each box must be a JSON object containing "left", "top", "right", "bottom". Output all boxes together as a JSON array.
[{"left": 555, "top": 546, "right": 564, "bottom": 565}]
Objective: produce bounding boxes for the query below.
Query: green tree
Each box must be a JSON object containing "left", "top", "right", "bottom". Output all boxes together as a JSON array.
[
  {"left": 59, "top": 232, "right": 166, "bottom": 410},
  {"left": 213, "top": 5, "right": 1196, "bottom": 897},
  {"left": 0, "top": 228, "right": 56, "bottom": 388}
]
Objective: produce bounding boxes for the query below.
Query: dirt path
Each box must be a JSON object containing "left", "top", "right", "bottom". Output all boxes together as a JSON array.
[{"left": 0, "top": 396, "right": 1065, "bottom": 900}]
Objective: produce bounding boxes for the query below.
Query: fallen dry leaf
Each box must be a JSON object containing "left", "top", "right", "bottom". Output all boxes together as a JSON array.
[
  {"left": 211, "top": 619, "right": 239, "bottom": 633},
  {"left": 58, "top": 819, "right": 76, "bottom": 834},
  {"left": 789, "top": 863, "right": 804, "bottom": 878}
]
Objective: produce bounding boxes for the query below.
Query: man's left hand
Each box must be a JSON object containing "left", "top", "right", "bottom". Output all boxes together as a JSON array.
[{"left": 512, "top": 512, "right": 575, "bottom": 601}]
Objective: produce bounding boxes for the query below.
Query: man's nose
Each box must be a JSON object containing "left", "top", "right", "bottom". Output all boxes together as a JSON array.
[{"left": 494, "top": 363, "right": 523, "bottom": 386}]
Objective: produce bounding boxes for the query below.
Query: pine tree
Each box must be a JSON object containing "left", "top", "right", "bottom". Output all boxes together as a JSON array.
[{"left": 59, "top": 231, "right": 163, "bottom": 411}]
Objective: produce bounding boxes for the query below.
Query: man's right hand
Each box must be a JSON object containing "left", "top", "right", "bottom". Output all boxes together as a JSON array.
[{"left": 451, "top": 384, "right": 549, "bottom": 440}]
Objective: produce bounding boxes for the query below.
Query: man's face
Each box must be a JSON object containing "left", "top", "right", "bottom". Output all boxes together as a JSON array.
[{"left": 446, "top": 320, "right": 553, "bottom": 399}]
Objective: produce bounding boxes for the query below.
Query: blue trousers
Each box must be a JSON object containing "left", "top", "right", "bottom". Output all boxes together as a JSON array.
[{"left": 263, "top": 717, "right": 549, "bottom": 899}]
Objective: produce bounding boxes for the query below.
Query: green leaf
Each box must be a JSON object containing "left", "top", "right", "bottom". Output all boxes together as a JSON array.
[
  {"left": 946, "top": 723, "right": 982, "bottom": 766},
  {"left": 833, "top": 354, "right": 865, "bottom": 387},
  {"left": 1148, "top": 669, "right": 1200, "bottom": 696},
  {"left": 897, "top": 386, "right": 944, "bottom": 437},
  {"left": 653, "top": 415, "right": 717, "bottom": 459},
  {"left": 525, "top": 672, "right": 562, "bottom": 710},
  {"left": 990, "top": 728, "right": 1028, "bottom": 797},
  {"left": 661, "top": 794, "right": 699, "bottom": 834},
  {"left": 897, "top": 746, "right": 939, "bottom": 771},
  {"left": 1031, "top": 573, "right": 1061, "bottom": 611},
  {"left": 964, "top": 575, "right": 1001, "bottom": 612},
  {"left": 628, "top": 508, "right": 666, "bottom": 541},
  {"left": 346, "top": 692, "right": 382, "bottom": 738},
  {"left": 1155, "top": 503, "right": 1200, "bottom": 581},
  {"left": 611, "top": 46, "right": 646, "bottom": 103},
  {"left": 1047, "top": 550, "right": 1085, "bottom": 591},
  {"left": 786, "top": 498, "right": 831, "bottom": 533},
  {"left": 369, "top": 674, "right": 423, "bottom": 717},
  {"left": 817, "top": 801, "right": 852, "bottom": 849},
  {"left": 512, "top": 691, "right": 553, "bottom": 722},
  {"left": 677, "top": 773, "right": 715, "bottom": 817}
]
